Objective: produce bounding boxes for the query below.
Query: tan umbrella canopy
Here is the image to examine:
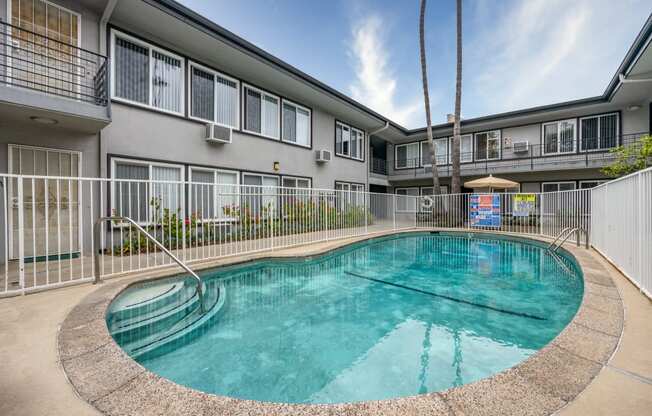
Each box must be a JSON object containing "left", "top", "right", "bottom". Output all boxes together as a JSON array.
[{"left": 464, "top": 174, "right": 519, "bottom": 190}]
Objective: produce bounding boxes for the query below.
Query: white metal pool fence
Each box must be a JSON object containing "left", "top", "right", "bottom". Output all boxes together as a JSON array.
[
  {"left": 591, "top": 167, "right": 652, "bottom": 298},
  {"left": 0, "top": 172, "right": 647, "bottom": 297}
]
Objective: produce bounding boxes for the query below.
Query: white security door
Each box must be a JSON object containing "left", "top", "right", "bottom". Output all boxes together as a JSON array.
[{"left": 9, "top": 145, "right": 81, "bottom": 260}]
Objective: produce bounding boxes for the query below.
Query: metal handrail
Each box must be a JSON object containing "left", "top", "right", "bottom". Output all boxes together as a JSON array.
[
  {"left": 93, "top": 216, "right": 204, "bottom": 313},
  {"left": 546, "top": 227, "right": 574, "bottom": 250},
  {"left": 548, "top": 227, "right": 589, "bottom": 252}
]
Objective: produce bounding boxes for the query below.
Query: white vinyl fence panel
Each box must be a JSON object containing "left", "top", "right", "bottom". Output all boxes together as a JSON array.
[{"left": 591, "top": 167, "right": 652, "bottom": 297}]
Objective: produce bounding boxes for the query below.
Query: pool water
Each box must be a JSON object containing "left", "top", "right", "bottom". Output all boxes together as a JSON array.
[{"left": 107, "top": 232, "right": 583, "bottom": 404}]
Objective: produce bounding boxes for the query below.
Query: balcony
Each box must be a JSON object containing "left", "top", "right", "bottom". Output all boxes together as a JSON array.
[
  {"left": 0, "top": 20, "right": 110, "bottom": 132},
  {"left": 380, "top": 133, "right": 648, "bottom": 181}
]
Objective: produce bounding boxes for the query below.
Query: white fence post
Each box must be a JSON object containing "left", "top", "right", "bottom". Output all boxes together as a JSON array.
[{"left": 16, "top": 176, "right": 25, "bottom": 293}]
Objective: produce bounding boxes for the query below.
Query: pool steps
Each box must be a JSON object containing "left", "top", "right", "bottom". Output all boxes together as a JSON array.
[{"left": 107, "top": 279, "right": 225, "bottom": 359}]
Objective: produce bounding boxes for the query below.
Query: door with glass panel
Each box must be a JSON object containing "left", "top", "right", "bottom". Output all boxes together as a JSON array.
[
  {"left": 8, "top": 145, "right": 80, "bottom": 260},
  {"left": 9, "top": 0, "right": 81, "bottom": 97}
]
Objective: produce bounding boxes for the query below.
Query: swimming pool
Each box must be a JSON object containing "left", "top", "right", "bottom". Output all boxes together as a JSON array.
[{"left": 107, "top": 232, "right": 583, "bottom": 404}]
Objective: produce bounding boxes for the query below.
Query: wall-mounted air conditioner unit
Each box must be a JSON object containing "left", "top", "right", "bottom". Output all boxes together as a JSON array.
[
  {"left": 315, "top": 149, "right": 332, "bottom": 163},
  {"left": 513, "top": 141, "right": 529, "bottom": 153},
  {"left": 205, "top": 124, "right": 232, "bottom": 144}
]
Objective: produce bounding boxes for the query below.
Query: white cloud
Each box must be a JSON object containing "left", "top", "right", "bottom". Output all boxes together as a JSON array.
[
  {"left": 467, "top": 0, "right": 649, "bottom": 114},
  {"left": 348, "top": 15, "right": 425, "bottom": 127}
]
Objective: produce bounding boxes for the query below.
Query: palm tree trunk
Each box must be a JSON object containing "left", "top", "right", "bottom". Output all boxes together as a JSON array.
[
  {"left": 419, "top": 0, "right": 441, "bottom": 196},
  {"left": 451, "top": 0, "right": 463, "bottom": 194}
]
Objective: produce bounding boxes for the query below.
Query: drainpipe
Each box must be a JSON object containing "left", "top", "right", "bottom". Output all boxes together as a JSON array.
[
  {"left": 99, "top": 0, "right": 118, "bottom": 56},
  {"left": 367, "top": 122, "right": 390, "bottom": 191}
]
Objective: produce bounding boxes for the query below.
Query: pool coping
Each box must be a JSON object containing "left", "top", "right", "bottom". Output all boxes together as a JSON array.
[{"left": 57, "top": 229, "right": 624, "bottom": 416}]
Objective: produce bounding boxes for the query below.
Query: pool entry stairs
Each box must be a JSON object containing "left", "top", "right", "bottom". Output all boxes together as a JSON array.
[
  {"left": 98, "top": 216, "right": 225, "bottom": 359},
  {"left": 107, "top": 278, "right": 225, "bottom": 359}
]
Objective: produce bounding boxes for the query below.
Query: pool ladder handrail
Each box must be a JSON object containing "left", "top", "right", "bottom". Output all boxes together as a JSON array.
[
  {"left": 547, "top": 227, "right": 589, "bottom": 252},
  {"left": 93, "top": 216, "right": 205, "bottom": 313}
]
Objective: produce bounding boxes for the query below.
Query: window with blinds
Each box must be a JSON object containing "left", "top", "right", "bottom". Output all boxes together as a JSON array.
[
  {"left": 111, "top": 30, "right": 185, "bottom": 115},
  {"left": 243, "top": 85, "right": 279, "bottom": 138},
  {"left": 112, "top": 159, "right": 184, "bottom": 223},
  {"left": 580, "top": 113, "right": 619, "bottom": 151},
  {"left": 189, "top": 63, "right": 240, "bottom": 129},
  {"left": 282, "top": 100, "right": 311, "bottom": 147}
]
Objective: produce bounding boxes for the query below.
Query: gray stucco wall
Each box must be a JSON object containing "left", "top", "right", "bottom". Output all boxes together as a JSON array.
[{"left": 101, "top": 104, "right": 369, "bottom": 189}]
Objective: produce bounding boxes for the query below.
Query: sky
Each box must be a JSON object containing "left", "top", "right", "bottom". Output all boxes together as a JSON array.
[{"left": 177, "top": 0, "right": 652, "bottom": 129}]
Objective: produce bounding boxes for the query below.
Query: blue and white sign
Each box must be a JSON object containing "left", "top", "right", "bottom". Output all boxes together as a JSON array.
[{"left": 469, "top": 194, "right": 501, "bottom": 227}]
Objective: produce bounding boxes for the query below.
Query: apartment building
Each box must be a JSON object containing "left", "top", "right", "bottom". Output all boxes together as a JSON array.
[{"left": 0, "top": 0, "right": 651, "bottom": 206}]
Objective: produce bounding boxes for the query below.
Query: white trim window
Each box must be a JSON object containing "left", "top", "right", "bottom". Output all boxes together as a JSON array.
[
  {"left": 541, "top": 181, "right": 576, "bottom": 193},
  {"left": 282, "top": 99, "right": 311, "bottom": 147},
  {"left": 243, "top": 84, "right": 280, "bottom": 139},
  {"left": 542, "top": 119, "right": 576, "bottom": 155},
  {"left": 282, "top": 176, "right": 312, "bottom": 204},
  {"left": 282, "top": 176, "right": 311, "bottom": 189},
  {"left": 335, "top": 121, "right": 365, "bottom": 160},
  {"left": 421, "top": 138, "right": 448, "bottom": 166},
  {"left": 420, "top": 186, "right": 449, "bottom": 196},
  {"left": 189, "top": 62, "right": 240, "bottom": 129},
  {"left": 449, "top": 134, "right": 473, "bottom": 163},
  {"left": 395, "top": 187, "right": 419, "bottom": 212},
  {"left": 189, "top": 167, "right": 240, "bottom": 220},
  {"left": 474, "top": 130, "right": 501, "bottom": 161},
  {"left": 111, "top": 30, "right": 185, "bottom": 115},
  {"left": 242, "top": 173, "right": 280, "bottom": 215},
  {"left": 580, "top": 113, "right": 619, "bottom": 151},
  {"left": 395, "top": 142, "right": 419, "bottom": 168},
  {"left": 111, "top": 158, "right": 184, "bottom": 223},
  {"left": 579, "top": 180, "right": 607, "bottom": 189}
]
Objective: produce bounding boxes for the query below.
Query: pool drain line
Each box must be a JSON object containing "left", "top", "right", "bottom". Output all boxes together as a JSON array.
[{"left": 344, "top": 271, "right": 545, "bottom": 321}]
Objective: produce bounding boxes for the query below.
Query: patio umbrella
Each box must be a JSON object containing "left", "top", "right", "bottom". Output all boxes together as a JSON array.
[{"left": 464, "top": 174, "right": 519, "bottom": 190}]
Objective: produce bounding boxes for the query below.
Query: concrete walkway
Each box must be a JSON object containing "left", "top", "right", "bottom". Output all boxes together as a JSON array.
[{"left": 0, "top": 243, "right": 649, "bottom": 416}]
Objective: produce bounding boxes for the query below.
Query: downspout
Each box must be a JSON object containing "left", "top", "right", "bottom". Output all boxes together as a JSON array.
[
  {"left": 367, "top": 121, "right": 390, "bottom": 190},
  {"left": 98, "top": 0, "right": 118, "bottom": 179}
]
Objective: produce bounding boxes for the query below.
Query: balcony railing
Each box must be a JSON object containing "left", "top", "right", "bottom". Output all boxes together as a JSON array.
[
  {"left": 0, "top": 20, "right": 108, "bottom": 106},
  {"left": 382, "top": 132, "right": 649, "bottom": 178},
  {"left": 370, "top": 157, "right": 388, "bottom": 175}
]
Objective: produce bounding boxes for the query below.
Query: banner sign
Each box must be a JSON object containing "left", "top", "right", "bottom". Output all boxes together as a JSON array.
[
  {"left": 470, "top": 194, "right": 501, "bottom": 227},
  {"left": 513, "top": 194, "right": 536, "bottom": 217}
]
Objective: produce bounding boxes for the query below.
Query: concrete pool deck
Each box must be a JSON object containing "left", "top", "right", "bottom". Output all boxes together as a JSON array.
[{"left": 1, "top": 230, "right": 650, "bottom": 415}]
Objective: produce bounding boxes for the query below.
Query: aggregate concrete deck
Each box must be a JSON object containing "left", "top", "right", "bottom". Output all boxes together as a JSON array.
[{"left": 1, "top": 230, "right": 650, "bottom": 415}]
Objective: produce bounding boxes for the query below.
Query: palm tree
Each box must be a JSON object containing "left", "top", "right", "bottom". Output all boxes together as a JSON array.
[
  {"left": 451, "top": 0, "right": 463, "bottom": 194},
  {"left": 419, "top": 0, "right": 442, "bottom": 195}
]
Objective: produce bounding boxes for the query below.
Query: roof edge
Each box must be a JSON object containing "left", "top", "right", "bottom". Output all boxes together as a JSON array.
[{"left": 146, "top": 2, "right": 651, "bottom": 136}]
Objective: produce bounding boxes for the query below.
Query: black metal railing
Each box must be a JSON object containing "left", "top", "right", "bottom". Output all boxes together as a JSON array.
[
  {"left": 0, "top": 20, "right": 108, "bottom": 106},
  {"left": 370, "top": 157, "right": 388, "bottom": 175},
  {"left": 382, "top": 132, "right": 649, "bottom": 177}
]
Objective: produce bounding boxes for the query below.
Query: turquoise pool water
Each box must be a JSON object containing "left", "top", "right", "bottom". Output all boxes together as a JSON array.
[{"left": 107, "top": 232, "right": 583, "bottom": 404}]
